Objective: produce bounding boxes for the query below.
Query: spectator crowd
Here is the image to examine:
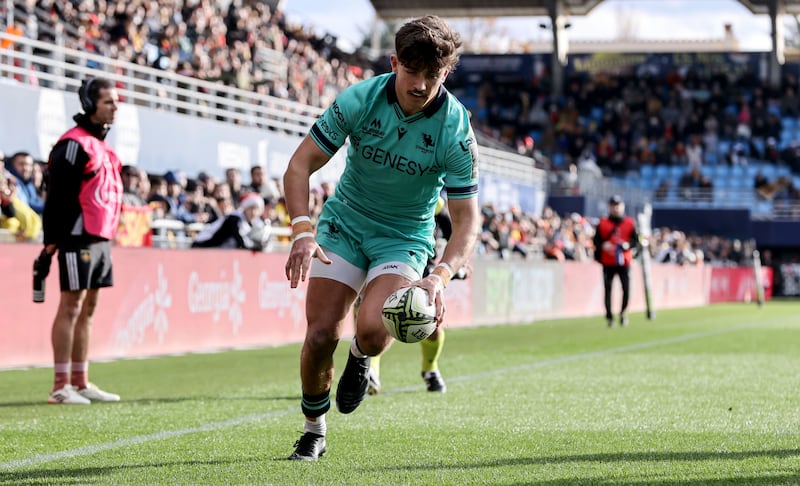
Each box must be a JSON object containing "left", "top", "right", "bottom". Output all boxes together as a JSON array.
[
  {"left": 1, "top": 144, "right": 759, "bottom": 269},
  {"left": 0, "top": 0, "right": 787, "bottom": 266},
  {"left": 5, "top": 0, "right": 374, "bottom": 109}
]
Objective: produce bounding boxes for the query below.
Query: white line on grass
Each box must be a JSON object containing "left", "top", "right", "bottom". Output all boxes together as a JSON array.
[
  {"left": 0, "top": 323, "right": 755, "bottom": 470},
  {"left": 389, "top": 323, "right": 760, "bottom": 393},
  {"left": 0, "top": 409, "right": 295, "bottom": 470}
]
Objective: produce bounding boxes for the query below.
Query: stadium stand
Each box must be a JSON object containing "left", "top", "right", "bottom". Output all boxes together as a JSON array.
[{"left": 1, "top": 0, "right": 799, "bottom": 295}]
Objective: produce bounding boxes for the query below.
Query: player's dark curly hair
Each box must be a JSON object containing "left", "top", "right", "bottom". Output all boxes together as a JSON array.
[{"left": 395, "top": 15, "right": 461, "bottom": 74}]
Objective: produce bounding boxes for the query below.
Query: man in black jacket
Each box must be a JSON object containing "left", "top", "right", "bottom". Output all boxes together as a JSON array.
[{"left": 41, "top": 77, "right": 124, "bottom": 405}]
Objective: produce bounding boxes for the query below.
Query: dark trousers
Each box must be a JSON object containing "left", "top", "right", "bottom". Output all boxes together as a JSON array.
[{"left": 603, "top": 265, "right": 630, "bottom": 319}]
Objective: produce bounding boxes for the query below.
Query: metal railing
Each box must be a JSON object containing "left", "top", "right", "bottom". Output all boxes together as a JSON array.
[
  {"left": 149, "top": 218, "right": 292, "bottom": 250},
  {"left": 1, "top": 30, "right": 545, "bottom": 246},
  {"left": 0, "top": 31, "right": 541, "bottom": 178},
  {"left": 0, "top": 32, "right": 319, "bottom": 135}
]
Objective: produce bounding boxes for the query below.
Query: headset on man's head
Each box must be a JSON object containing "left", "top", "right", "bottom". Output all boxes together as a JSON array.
[{"left": 79, "top": 78, "right": 97, "bottom": 115}]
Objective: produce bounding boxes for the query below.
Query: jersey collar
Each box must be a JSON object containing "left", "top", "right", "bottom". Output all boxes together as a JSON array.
[{"left": 385, "top": 73, "right": 447, "bottom": 118}]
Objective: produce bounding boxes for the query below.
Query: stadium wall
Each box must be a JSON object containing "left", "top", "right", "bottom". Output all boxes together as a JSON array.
[{"left": 1, "top": 244, "right": 770, "bottom": 370}]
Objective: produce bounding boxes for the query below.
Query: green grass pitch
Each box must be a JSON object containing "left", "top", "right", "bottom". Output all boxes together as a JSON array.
[{"left": 1, "top": 302, "right": 798, "bottom": 485}]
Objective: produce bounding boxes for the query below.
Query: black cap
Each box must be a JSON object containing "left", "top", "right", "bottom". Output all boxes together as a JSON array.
[{"left": 609, "top": 194, "right": 624, "bottom": 205}]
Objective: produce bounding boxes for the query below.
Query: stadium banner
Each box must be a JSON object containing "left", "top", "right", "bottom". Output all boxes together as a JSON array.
[
  {"left": 707, "top": 266, "right": 774, "bottom": 303},
  {"left": 0, "top": 244, "right": 312, "bottom": 369},
  {"left": 470, "top": 260, "right": 711, "bottom": 324},
  {"left": 449, "top": 52, "right": 773, "bottom": 85},
  {"left": 566, "top": 52, "right": 765, "bottom": 78},
  {"left": 0, "top": 244, "right": 771, "bottom": 369},
  {"left": 441, "top": 277, "right": 473, "bottom": 328},
  {"left": 560, "top": 262, "right": 710, "bottom": 318},
  {"left": 470, "top": 260, "right": 565, "bottom": 325}
]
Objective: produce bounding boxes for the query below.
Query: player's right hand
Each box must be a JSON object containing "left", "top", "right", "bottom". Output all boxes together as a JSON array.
[{"left": 285, "top": 237, "right": 331, "bottom": 288}]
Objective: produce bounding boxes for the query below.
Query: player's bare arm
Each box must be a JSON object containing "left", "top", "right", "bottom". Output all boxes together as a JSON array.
[
  {"left": 283, "top": 136, "right": 333, "bottom": 288},
  {"left": 417, "top": 196, "right": 480, "bottom": 321}
]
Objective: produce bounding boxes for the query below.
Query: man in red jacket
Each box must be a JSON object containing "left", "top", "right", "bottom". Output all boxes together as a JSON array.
[
  {"left": 40, "top": 77, "right": 124, "bottom": 404},
  {"left": 593, "top": 195, "right": 639, "bottom": 327}
]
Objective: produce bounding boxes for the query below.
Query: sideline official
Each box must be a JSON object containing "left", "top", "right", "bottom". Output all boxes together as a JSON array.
[
  {"left": 593, "top": 195, "right": 639, "bottom": 327},
  {"left": 40, "top": 77, "right": 124, "bottom": 404}
]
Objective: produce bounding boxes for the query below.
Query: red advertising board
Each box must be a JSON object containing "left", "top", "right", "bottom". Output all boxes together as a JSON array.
[
  {"left": 1, "top": 245, "right": 311, "bottom": 368},
  {"left": 708, "top": 266, "right": 773, "bottom": 303},
  {"left": 0, "top": 244, "right": 474, "bottom": 369},
  {"left": 0, "top": 243, "right": 771, "bottom": 370}
]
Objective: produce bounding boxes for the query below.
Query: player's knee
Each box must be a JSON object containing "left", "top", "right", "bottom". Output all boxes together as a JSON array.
[
  {"left": 305, "top": 324, "right": 339, "bottom": 354},
  {"left": 356, "top": 326, "right": 392, "bottom": 356}
]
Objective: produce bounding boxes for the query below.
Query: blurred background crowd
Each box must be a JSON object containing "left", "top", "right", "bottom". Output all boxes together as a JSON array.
[
  {"left": 1, "top": 146, "right": 762, "bottom": 268},
  {"left": 1, "top": 0, "right": 791, "bottom": 270}
]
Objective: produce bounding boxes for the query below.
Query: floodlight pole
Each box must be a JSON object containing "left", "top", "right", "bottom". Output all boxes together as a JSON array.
[
  {"left": 767, "top": 0, "right": 784, "bottom": 90},
  {"left": 547, "top": 0, "right": 567, "bottom": 99}
]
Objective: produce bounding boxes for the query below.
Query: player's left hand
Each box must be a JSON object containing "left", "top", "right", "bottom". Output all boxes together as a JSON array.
[{"left": 416, "top": 275, "right": 446, "bottom": 325}]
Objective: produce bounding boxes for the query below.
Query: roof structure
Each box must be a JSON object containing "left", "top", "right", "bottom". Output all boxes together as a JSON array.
[
  {"left": 737, "top": 0, "right": 800, "bottom": 14},
  {"left": 366, "top": 0, "right": 793, "bottom": 92},
  {"left": 368, "top": 0, "right": 604, "bottom": 18},
  {"left": 368, "top": 0, "right": 800, "bottom": 19}
]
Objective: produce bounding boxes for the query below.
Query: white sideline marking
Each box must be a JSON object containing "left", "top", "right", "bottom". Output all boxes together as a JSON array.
[
  {"left": 388, "top": 323, "right": 757, "bottom": 394},
  {"left": 0, "top": 324, "right": 752, "bottom": 470},
  {"left": 0, "top": 409, "right": 295, "bottom": 470}
]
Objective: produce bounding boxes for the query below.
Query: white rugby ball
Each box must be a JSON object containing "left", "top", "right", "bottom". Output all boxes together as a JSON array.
[{"left": 381, "top": 286, "right": 437, "bottom": 343}]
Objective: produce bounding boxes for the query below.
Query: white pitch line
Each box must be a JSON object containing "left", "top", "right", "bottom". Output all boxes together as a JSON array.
[
  {"left": 384, "top": 323, "right": 758, "bottom": 394},
  {"left": 1, "top": 408, "right": 295, "bottom": 470},
  {"left": 0, "top": 323, "right": 755, "bottom": 470}
]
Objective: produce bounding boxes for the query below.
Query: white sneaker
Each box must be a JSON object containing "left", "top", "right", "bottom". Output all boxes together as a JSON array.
[
  {"left": 48, "top": 385, "right": 91, "bottom": 405},
  {"left": 77, "top": 383, "right": 121, "bottom": 402}
]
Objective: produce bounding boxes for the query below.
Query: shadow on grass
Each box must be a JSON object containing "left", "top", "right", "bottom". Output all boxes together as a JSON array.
[
  {"left": 0, "top": 458, "right": 255, "bottom": 485},
  {"left": 381, "top": 448, "right": 800, "bottom": 474},
  {"left": 0, "top": 395, "right": 298, "bottom": 408},
  {"left": 501, "top": 476, "right": 800, "bottom": 486}
]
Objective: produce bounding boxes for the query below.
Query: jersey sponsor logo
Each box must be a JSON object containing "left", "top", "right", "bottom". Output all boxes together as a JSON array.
[
  {"left": 317, "top": 118, "right": 339, "bottom": 142},
  {"left": 361, "top": 118, "right": 385, "bottom": 138},
  {"left": 414, "top": 132, "right": 436, "bottom": 154},
  {"left": 382, "top": 264, "right": 399, "bottom": 271},
  {"left": 397, "top": 127, "right": 407, "bottom": 140},
  {"left": 323, "top": 221, "right": 340, "bottom": 241},
  {"left": 331, "top": 101, "right": 348, "bottom": 131},
  {"left": 360, "top": 144, "right": 439, "bottom": 176},
  {"left": 349, "top": 134, "right": 362, "bottom": 151},
  {"left": 460, "top": 137, "right": 479, "bottom": 179}
]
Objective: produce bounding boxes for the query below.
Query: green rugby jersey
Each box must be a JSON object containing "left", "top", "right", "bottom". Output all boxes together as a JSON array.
[{"left": 309, "top": 73, "right": 479, "bottom": 238}]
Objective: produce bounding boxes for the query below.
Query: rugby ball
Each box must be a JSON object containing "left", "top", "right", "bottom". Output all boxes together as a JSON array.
[{"left": 381, "top": 286, "right": 437, "bottom": 343}]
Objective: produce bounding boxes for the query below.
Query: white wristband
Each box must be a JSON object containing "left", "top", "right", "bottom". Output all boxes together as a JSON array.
[
  {"left": 291, "top": 215, "right": 311, "bottom": 226},
  {"left": 293, "top": 231, "right": 315, "bottom": 242},
  {"left": 435, "top": 262, "right": 454, "bottom": 279}
]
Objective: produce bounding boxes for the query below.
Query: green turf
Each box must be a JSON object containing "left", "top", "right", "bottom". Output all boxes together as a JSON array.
[{"left": 1, "top": 302, "right": 798, "bottom": 485}]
